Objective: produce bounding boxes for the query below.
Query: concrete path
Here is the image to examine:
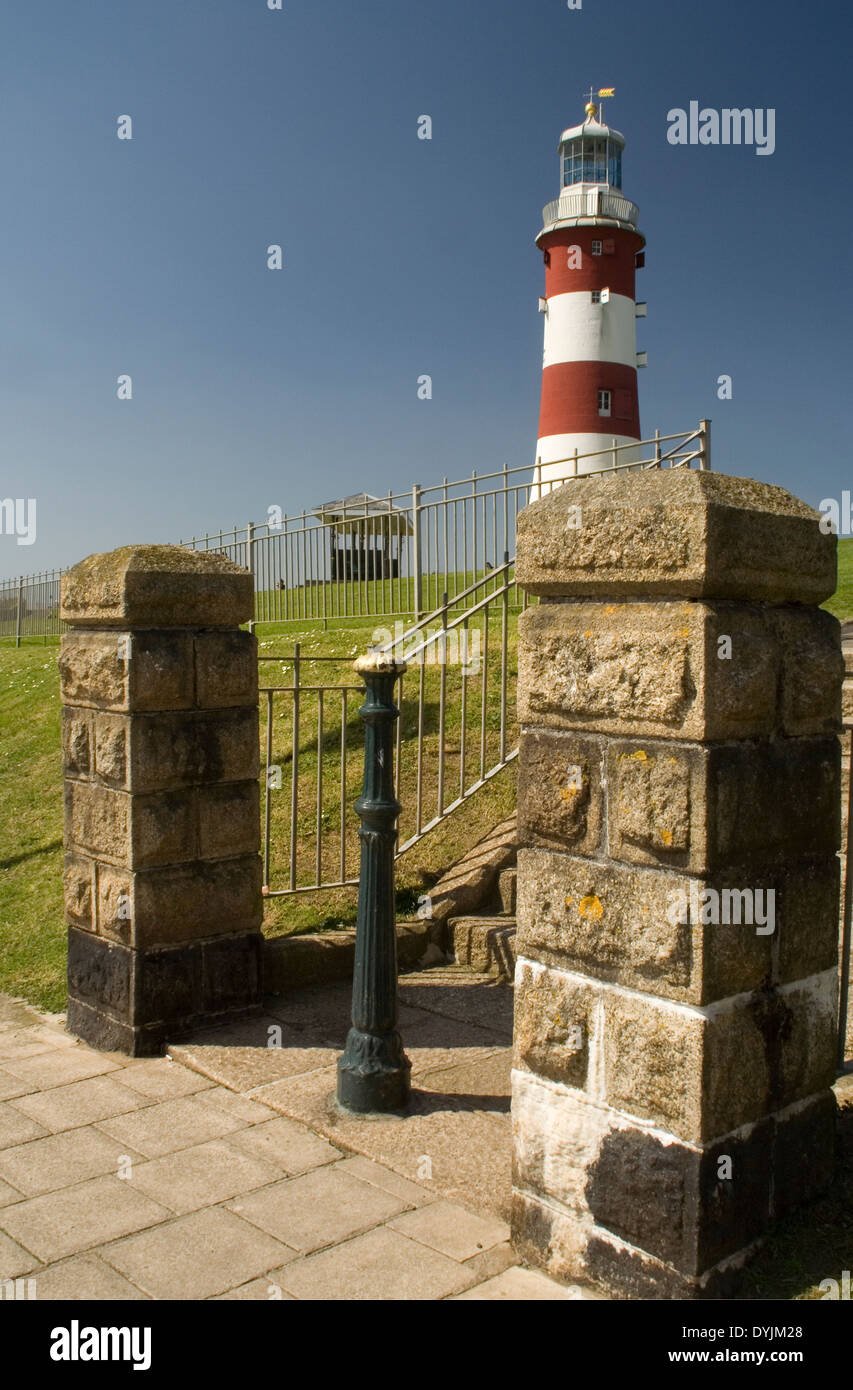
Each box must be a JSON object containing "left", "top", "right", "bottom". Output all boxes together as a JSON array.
[{"left": 0, "top": 975, "right": 593, "bottom": 1301}]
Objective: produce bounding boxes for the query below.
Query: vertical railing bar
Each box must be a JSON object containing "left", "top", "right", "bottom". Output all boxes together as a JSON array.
[
  {"left": 412, "top": 483, "right": 422, "bottom": 623},
  {"left": 502, "top": 464, "right": 509, "bottom": 597},
  {"left": 433, "top": 502, "right": 440, "bottom": 609},
  {"left": 15, "top": 578, "right": 23, "bottom": 649},
  {"left": 284, "top": 527, "right": 290, "bottom": 621},
  {"left": 387, "top": 491, "right": 393, "bottom": 615},
  {"left": 462, "top": 488, "right": 468, "bottom": 594},
  {"left": 500, "top": 558, "right": 508, "bottom": 764},
  {"left": 315, "top": 689, "right": 324, "bottom": 886},
  {"left": 460, "top": 617, "right": 468, "bottom": 798},
  {"left": 480, "top": 604, "right": 488, "bottom": 780},
  {"left": 416, "top": 656, "right": 425, "bottom": 835},
  {"left": 340, "top": 689, "right": 348, "bottom": 882},
  {"left": 443, "top": 478, "right": 449, "bottom": 608},
  {"left": 263, "top": 690, "right": 273, "bottom": 890},
  {"left": 437, "top": 591, "right": 447, "bottom": 818},
  {"left": 289, "top": 643, "right": 301, "bottom": 891},
  {"left": 363, "top": 497, "right": 372, "bottom": 611},
  {"left": 395, "top": 670, "right": 403, "bottom": 804}
]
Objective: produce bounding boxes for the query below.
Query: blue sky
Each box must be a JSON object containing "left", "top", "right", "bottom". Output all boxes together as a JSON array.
[{"left": 1, "top": 0, "right": 850, "bottom": 578}]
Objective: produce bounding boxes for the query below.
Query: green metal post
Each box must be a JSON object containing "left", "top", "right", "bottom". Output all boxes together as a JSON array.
[{"left": 337, "top": 652, "right": 410, "bottom": 1114}]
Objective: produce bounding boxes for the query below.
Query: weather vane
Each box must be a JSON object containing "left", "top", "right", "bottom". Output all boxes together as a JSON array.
[{"left": 584, "top": 85, "right": 615, "bottom": 120}]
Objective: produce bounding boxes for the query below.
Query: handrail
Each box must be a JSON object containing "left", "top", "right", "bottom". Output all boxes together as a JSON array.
[
  {"left": 383, "top": 580, "right": 513, "bottom": 665},
  {"left": 373, "top": 559, "right": 514, "bottom": 650}
]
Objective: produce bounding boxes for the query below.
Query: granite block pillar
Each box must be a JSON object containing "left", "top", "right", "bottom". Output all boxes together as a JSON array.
[
  {"left": 511, "top": 470, "right": 843, "bottom": 1298},
  {"left": 60, "top": 545, "right": 262, "bottom": 1056}
]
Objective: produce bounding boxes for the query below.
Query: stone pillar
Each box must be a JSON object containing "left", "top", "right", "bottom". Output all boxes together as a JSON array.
[
  {"left": 60, "top": 545, "right": 262, "bottom": 1056},
  {"left": 511, "top": 471, "right": 843, "bottom": 1299}
]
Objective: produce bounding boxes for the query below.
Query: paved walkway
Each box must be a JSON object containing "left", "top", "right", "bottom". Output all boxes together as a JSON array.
[{"left": 0, "top": 975, "right": 590, "bottom": 1301}]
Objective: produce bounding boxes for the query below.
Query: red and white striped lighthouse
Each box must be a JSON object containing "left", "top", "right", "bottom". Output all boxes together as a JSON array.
[{"left": 533, "top": 95, "right": 646, "bottom": 495}]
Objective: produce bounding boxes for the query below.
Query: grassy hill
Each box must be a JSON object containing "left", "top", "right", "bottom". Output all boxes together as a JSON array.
[{"left": 821, "top": 537, "right": 853, "bottom": 621}]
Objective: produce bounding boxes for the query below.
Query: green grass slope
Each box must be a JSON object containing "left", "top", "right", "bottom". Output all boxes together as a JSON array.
[{"left": 0, "top": 647, "right": 64, "bottom": 1010}]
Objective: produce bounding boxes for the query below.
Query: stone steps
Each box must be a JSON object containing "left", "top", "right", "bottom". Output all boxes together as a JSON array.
[{"left": 450, "top": 915, "right": 517, "bottom": 980}]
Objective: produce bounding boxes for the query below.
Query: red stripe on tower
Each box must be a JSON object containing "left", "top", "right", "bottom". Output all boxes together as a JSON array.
[
  {"left": 532, "top": 99, "right": 646, "bottom": 494},
  {"left": 539, "top": 362, "right": 640, "bottom": 439}
]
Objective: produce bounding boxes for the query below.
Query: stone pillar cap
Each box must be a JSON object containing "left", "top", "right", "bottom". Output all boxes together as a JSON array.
[
  {"left": 516, "top": 470, "right": 835, "bottom": 604},
  {"left": 61, "top": 545, "right": 253, "bottom": 628},
  {"left": 355, "top": 651, "right": 408, "bottom": 677}
]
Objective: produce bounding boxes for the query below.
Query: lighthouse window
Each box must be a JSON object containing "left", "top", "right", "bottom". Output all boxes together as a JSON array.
[
  {"left": 591, "top": 241, "right": 603, "bottom": 256},
  {"left": 591, "top": 289, "right": 602, "bottom": 303},
  {"left": 562, "top": 138, "right": 622, "bottom": 187},
  {"left": 598, "top": 389, "right": 612, "bottom": 417}
]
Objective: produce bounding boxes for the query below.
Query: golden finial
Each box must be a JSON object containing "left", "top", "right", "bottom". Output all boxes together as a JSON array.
[{"left": 585, "top": 100, "right": 598, "bottom": 120}]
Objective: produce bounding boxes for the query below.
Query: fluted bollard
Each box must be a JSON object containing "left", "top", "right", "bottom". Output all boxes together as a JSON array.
[{"left": 337, "top": 653, "right": 411, "bottom": 1113}]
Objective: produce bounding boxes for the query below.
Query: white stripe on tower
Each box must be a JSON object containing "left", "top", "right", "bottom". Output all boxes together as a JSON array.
[{"left": 543, "top": 293, "right": 638, "bottom": 370}]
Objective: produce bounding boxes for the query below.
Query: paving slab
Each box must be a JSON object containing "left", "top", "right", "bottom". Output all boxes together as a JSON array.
[
  {"left": 0, "top": 1102, "right": 49, "bottom": 1148},
  {"left": 278, "top": 1225, "right": 477, "bottom": 1301},
  {"left": 0, "top": 998, "right": 45, "bottom": 1028},
  {"left": 227, "top": 1166, "right": 408, "bottom": 1253},
  {"left": 264, "top": 982, "right": 354, "bottom": 1036},
  {"left": 126, "top": 1140, "right": 283, "bottom": 1215},
  {"left": 459, "top": 1241, "right": 521, "bottom": 1284},
  {"left": 334, "top": 1155, "right": 439, "bottom": 1206},
  {"left": 226, "top": 1115, "right": 341, "bottom": 1174},
  {"left": 0, "top": 1228, "right": 40, "bottom": 1279},
  {"left": 109, "top": 1058, "right": 217, "bottom": 1100},
  {"left": 415, "top": 1049, "right": 512, "bottom": 1102},
  {"left": 399, "top": 973, "right": 515, "bottom": 1036},
  {"left": 0, "top": 1026, "right": 78, "bottom": 1062},
  {"left": 388, "top": 1200, "right": 510, "bottom": 1262},
  {"left": 101, "top": 1207, "right": 298, "bottom": 1301},
  {"left": 453, "top": 1266, "right": 601, "bottom": 1300},
  {"left": 194, "top": 1086, "right": 279, "bottom": 1126},
  {"left": 95, "top": 1095, "right": 249, "bottom": 1158},
  {"left": 213, "top": 1277, "right": 295, "bottom": 1301},
  {"left": 28, "top": 1253, "right": 150, "bottom": 1300},
  {"left": 0, "top": 1067, "right": 37, "bottom": 1102},
  {"left": 2, "top": 1048, "right": 122, "bottom": 1090},
  {"left": 9, "top": 1076, "right": 151, "bottom": 1134},
  {"left": 0, "top": 1176, "right": 23, "bottom": 1207},
  {"left": 170, "top": 1034, "right": 340, "bottom": 1091},
  {"left": 0, "top": 1125, "right": 146, "bottom": 1197},
  {"left": 0, "top": 1174, "right": 170, "bottom": 1263}
]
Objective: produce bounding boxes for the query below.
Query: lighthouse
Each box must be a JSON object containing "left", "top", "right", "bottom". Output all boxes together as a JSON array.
[{"left": 533, "top": 93, "right": 646, "bottom": 495}]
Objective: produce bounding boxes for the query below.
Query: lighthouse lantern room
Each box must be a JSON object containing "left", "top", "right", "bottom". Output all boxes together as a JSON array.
[{"left": 533, "top": 94, "right": 646, "bottom": 494}]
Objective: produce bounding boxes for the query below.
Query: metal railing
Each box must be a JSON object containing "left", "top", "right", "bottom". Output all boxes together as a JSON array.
[
  {"left": 542, "top": 188, "right": 640, "bottom": 228},
  {"left": 259, "top": 566, "right": 518, "bottom": 896},
  {"left": 0, "top": 422, "right": 710, "bottom": 638},
  {"left": 0, "top": 568, "right": 63, "bottom": 645},
  {"left": 187, "top": 422, "right": 710, "bottom": 629}
]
